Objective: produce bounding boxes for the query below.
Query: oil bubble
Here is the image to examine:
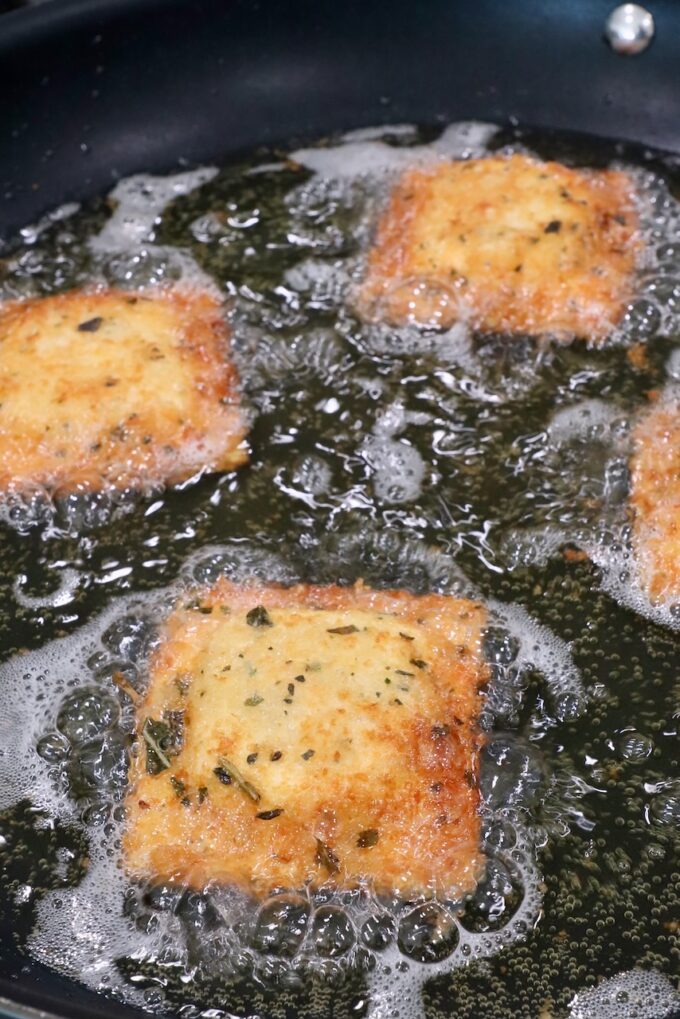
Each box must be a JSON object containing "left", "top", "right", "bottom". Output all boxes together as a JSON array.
[
  {"left": 618, "top": 730, "right": 654, "bottom": 762},
  {"left": 457, "top": 857, "right": 523, "bottom": 933},
  {"left": 56, "top": 687, "right": 120, "bottom": 744},
  {"left": 252, "top": 895, "right": 310, "bottom": 957},
  {"left": 397, "top": 903, "right": 459, "bottom": 963},
  {"left": 69, "top": 732, "right": 128, "bottom": 798},
  {"left": 311, "top": 906, "right": 356, "bottom": 958},
  {"left": 361, "top": 913, "right": 397, "bottom": 951},
  {"left": 480, "top": 736, "right": 548, "bottom": 811},
  {"left": 36, "top": 731, "right": 71, "bottom": 763},
  {"left": 650, "top": 783, "right": 680, "bottom": 828}
]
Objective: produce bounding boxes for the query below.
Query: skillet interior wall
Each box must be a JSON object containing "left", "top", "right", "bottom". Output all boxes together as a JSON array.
[
  {"left": 1, "top": 0, "right": 680, "bottom": 240},
  {"left": 1, "top": 3, "right": 680, "bottom": 1019}
]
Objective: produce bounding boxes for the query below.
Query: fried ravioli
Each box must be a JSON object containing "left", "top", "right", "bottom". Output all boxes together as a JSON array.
[
  {"left": 630, "top": 393, "right": 680, "bottom": 602},
  {"left": 357, "top": 154, "right": 638, "bottom": 340},
  {"left": 0, "top": 288, "right": 248, "bottom": 493},
  {"left": 124, "top": 580, "right": 488, "bottom": 899}
]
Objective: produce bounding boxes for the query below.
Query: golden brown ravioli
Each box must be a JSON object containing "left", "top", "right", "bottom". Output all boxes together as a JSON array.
[
  {"left": 0, "top": 287, "right": 248, "bottom": 493},
  {"left": 357, "top": 154, "right": 638, "bottom": 340},
  {"left": 630, "top": 394, "right": 680, "bottom": 602},
  {"left": 124, "top": 579, "right": 488, "bottom": 899}
]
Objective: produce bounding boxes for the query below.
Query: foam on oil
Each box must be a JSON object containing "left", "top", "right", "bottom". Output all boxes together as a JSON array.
[
  {"left": 0, "top": 121, "right": 679, "bottom": 1018},
  {"left": 0, "top": 535, "right": 581, "bottom": 1017}
]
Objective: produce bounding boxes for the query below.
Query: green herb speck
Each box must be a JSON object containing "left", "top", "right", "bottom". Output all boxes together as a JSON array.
[
  {"left": 315, "top": 838, "right": 340, "bottom": 874},
  {"left": 142, "top": 718, "right": 172, "bottom": 774},
  {"left": 357, "top": 829, "right": 379, "bottom": 848},
  {"left": 214, "top": 756, "right": 261, "bottom": 802},
  {"left": 246, "top": 605, "right": 273, "bottom": 627}
]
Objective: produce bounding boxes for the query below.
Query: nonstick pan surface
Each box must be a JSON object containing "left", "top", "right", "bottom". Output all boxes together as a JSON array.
[
  {"left": 2, "top": 0, "right": 680, "bottom": 242},
  {"left": 0, "top": 2, "right": 680, "bottom": 1019}
]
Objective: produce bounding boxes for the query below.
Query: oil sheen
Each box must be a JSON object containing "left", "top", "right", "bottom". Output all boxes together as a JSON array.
[{"left": 0, "top": 122, "right": 679, "bottom": 1019}]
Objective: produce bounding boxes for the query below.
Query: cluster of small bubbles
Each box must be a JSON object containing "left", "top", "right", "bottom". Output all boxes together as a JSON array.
[
  {"left": 82, "top": 168, "right": 223, "bottom": 299},
  {"left": 485, "top": 600, "right": 585, "bottom": 725},
  {"left": 284, "top": 176, "right": 376, "bottom": 257},
  {"left": 182, "top": 530, "right": 484, "bottom": 613},
  {"left": 182, "top": 542, "right": 299, "bottom": 589},
  {"left": 569, "top": 968, "right": 680, "bottom": 1019},
  {"left": 503, "top": 400, "right": 633, "bottom": 537},
  {"left": 290, "top": 455, "right": 334, "bottom": 500},
  {"left": 0, "top": 461, "right": 187, "bottom": 537},
  {"left": 16, "top": 201, "right": 82, "bottom": 248},
  {"left": 0, "top": 486, "right": 58, "bottom": 534},
  {"left": 359, "top": 435, "right": 426, "bottom": 505},
  {"left": 13, "top": 565, "right": 84, "bottom": 610},
  {"left": 308, "top": 526, "right": 475, "bottom": 598},
  {"left": 499, "top": 388, "right": 680, "bottom": 631},
  {"left": 588, "top": 535, "right": 680, "bottom": 631},
  {"left": 611, "top": 165, "right": 680, "bottom": 341},
  {"left": 90, "top": 169, "right": 218, "bottom": 254},
  {"left": 233, "top": 318, "right": 351, "bottom": 397},
  {"left": 290, "top": 121, "right": 501, "bottom": 180},
  {"left": 359, "top": 403, "right": 429, "bottom": 505},
  {"left": 0, "top": 593, "right": 158, "bottom": 814},
  {"left": 502, "top": 526, "right": 578, "bottom": 571},
  {"left": 284, "top": 259, "right": 354, "bottom": 311},
  {"left": 545, "top": 400, "right": 629, "bottom": 447}
]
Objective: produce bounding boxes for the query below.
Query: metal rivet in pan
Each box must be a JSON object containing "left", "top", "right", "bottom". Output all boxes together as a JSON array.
[{"left": 605, "top": 4, "right": 655, "bottom": 55}]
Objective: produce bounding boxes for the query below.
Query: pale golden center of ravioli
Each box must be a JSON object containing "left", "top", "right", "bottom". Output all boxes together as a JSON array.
[
  {"left": 0, "top": 298, "right": 194, "bottom": 447},
  {"left": 409, "top": 162, "right": 610, "bottom": 284},
  {"left": 182, "top": 607, "right": 437, "bottom": 809}
]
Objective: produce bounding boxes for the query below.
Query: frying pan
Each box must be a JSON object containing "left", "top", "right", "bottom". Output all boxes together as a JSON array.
[{"left": 0, "top": 1, "right": 679, "bottom": 1017}]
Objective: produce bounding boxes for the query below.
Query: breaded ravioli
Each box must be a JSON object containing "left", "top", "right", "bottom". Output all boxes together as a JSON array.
[
  {"left": 357, "top": 154, "right": 638, "bottom": 340},
  {"left": 630, "top": 394, "right": 680, "bottom": 602},
  {"left": 0, "top": 288, "right": 248, "bottom": 493},
  {"left": 124, "top": 580, "right": 488, "bottom": 899}
]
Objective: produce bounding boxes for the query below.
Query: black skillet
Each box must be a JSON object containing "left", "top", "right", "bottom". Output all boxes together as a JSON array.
[{"left": 0, "top": 1, "right": 679, "bottom": 1017}]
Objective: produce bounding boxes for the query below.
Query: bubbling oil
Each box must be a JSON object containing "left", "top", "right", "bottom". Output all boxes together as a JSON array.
[
  {"left": 0, "top": 535, "right": 573, "bottom": 1017},
  {"left": 0, "top": 122, "right": 679, "bottom": 1019}
]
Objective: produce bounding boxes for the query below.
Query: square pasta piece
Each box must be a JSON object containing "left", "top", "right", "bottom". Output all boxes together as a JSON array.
[
  {"left": 124, "top": 579, "right": 488, "bottom": 899},
  {"left": 0, "top": 287, "right": 248, "bottom": 493},
  {"left": 357, "top": 154, "right": 638, "bottom": 341},
  {"left": 630, "top": 393, "right": 680, "bottom": 602}
]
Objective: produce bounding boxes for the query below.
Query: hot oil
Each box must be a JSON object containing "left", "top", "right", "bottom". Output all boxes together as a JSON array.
[
  {"left": 0, "top": 122, "right": 678, "bottom": 1019},
  {"left": 0, "top": 539, "right": 575, "bottom": 1017}
]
